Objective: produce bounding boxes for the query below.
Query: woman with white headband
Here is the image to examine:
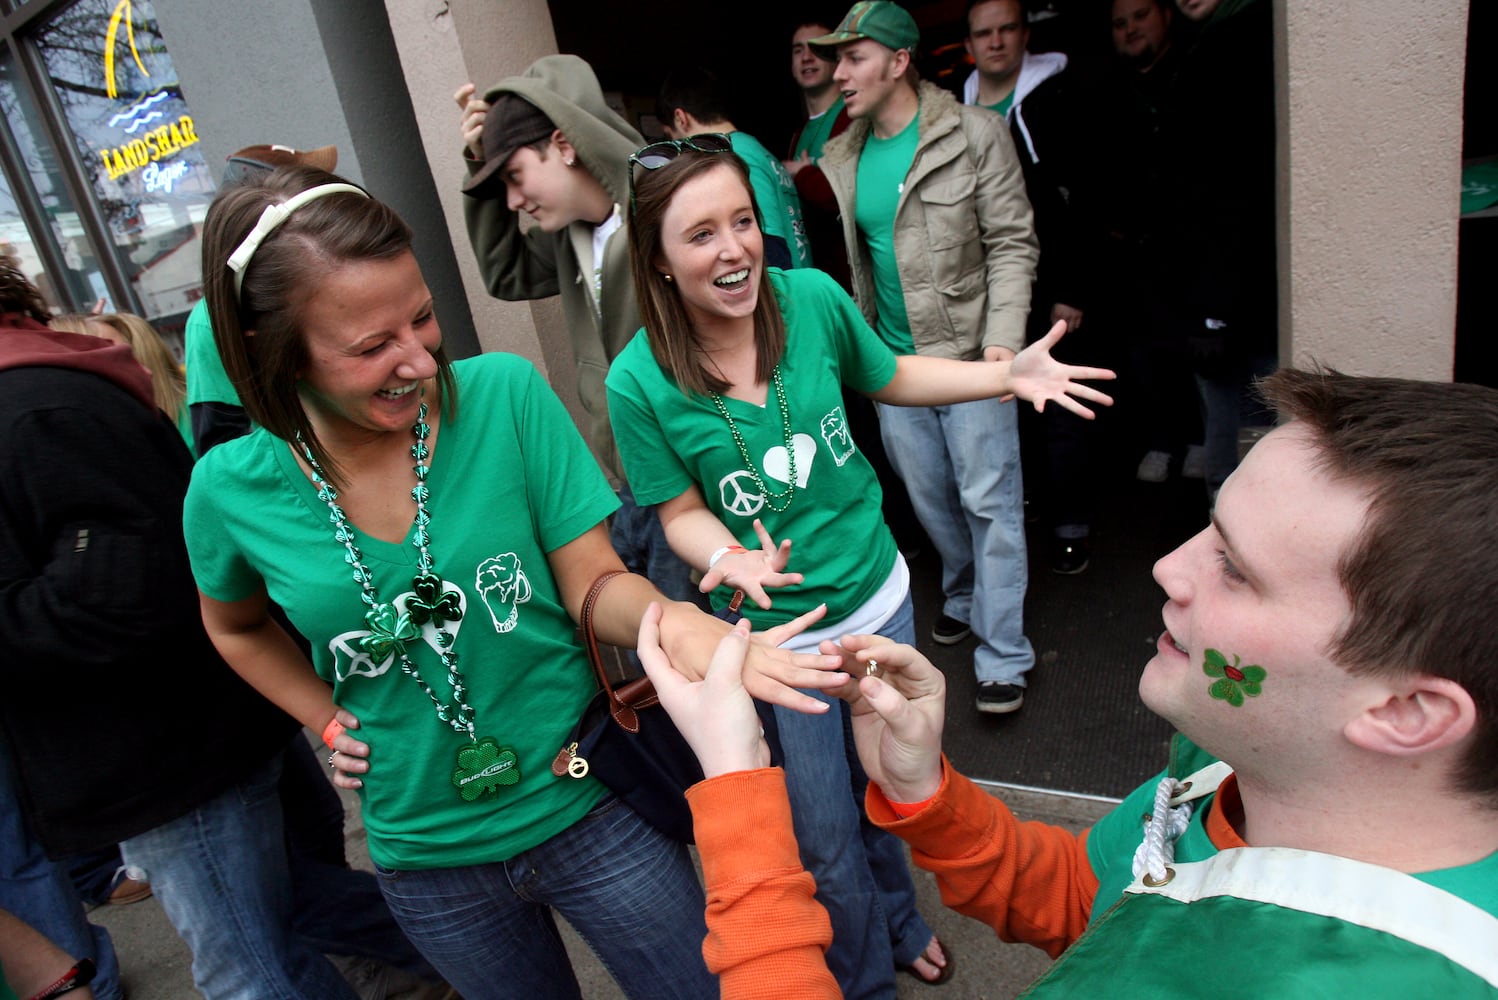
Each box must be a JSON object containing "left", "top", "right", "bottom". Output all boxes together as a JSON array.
[{"left": 183, "top": 165, "right": 846, "bottom": 999}]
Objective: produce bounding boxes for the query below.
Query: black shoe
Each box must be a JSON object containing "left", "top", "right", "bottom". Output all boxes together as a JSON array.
[
  {"left": 1051, "top": 537, "right": 1091, "bottom": 575},
  {"left": 931, "top": 614, "right": 971, "bottom": 645},
  {"left": 976, "top": 682, "right": 1024, "bottom": 714}
]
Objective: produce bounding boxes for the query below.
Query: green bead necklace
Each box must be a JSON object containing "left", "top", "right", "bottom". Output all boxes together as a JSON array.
[
  {"left": 710, "top": 365, "right": 797, "bottom": 513},
  {"left": 298, "top": 400, "right": 520, "bottom": 800}
]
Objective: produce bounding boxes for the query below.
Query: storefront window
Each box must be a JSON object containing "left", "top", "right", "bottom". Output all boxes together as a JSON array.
[
  {"left": 0, "top": 52, "right": 112, "bottom": 312},
  {"left": 34, "top": 0, "right": 213, "bottom": 327}
]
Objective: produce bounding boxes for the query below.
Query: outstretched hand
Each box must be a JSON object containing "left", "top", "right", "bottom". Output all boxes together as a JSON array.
[
  {"left": 656, "top": 600, "right": 847, "bottom": 715},
  {"left": 637, "top": 602, "right": 769, "bottom": 778},
  {"left": 1008, "top": 320, "right": 1116, "bottom": 419},
  {"left": 697, "top": 519, "right": 803, "bottom": 610},
  {"left": 823, "top": 634, "right": 947, "bottom": 804}
]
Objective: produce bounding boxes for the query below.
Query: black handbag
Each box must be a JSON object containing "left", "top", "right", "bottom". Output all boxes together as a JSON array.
[{"left": 551, "top": 572, "right": 776, "bottom": 844}]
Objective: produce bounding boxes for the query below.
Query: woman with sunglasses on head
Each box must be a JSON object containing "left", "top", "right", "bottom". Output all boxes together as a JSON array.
[
  {"left": 607, "top": 140, "right": 1113, "bottom": 996},
  {"left": 183, "top": 164, "right": 847, "bottom": 1000}
]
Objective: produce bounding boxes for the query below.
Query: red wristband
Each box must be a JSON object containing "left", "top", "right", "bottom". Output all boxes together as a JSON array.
[{"left": 321, "top": 718, "right": 346, "bottom": 749}]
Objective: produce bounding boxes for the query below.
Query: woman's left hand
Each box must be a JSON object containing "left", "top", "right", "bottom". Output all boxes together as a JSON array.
[
  {"left": 697, "top": 519, "right": 803, "bottom": 610},
  {"left": 1008, "top": 320, "right": 1117, "bottom": 419},
  {"left": 654, "top": 600, "right": 849, "bottom": 714}
]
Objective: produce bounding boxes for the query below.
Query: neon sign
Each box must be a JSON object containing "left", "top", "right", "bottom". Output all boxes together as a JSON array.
[{"left": 97, "top": 0, "right": 200, "bottom": 183}]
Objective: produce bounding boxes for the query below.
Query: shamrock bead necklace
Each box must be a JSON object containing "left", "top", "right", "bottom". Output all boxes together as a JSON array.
[
  {"left": 298, "top": 401, "right": 475, "bottom": 741},
  {"left": 710, "top": 365, "right": 797, "bottom": 513}
]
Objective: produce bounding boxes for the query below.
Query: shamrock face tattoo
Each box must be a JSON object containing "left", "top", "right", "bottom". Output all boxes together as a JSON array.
[{"left": 1202, "top": 648, "right": 1267, "bottom": 706}]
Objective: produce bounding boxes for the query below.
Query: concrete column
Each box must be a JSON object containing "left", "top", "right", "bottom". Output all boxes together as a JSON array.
[
  {"left": 1276, "top": 0, "right": 1469, "bottom": 379},
  {"left": 382, "top": 0, "right": 580, "bottom": 409}
]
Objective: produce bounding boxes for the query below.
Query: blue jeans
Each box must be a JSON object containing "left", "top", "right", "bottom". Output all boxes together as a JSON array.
[
  {"left": 879, "top": 398, "right": 1035, "bottom": 685},
  {"left": 611, "top": 485, "right": 702, "bottom": 607},
  {"left": 0, "top": 745, "right": 124, "bottom": 1000},
  {"left": 373, "top": 793, "right": 713, "bottom": 1000},
  {"left": 773, "top": 592, "right": 932, "bottom": 1000},
  {"left": 1195, "top": 354, "right": 1277, "bottom": 495},
  {"left": 119, "top": 755, "right": 359, "bottom": 1000},
  {"left": 276, "top": 738, "right": 439, "bottom": 979}
]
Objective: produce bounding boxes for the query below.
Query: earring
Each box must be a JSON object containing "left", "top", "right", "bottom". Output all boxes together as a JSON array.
[
  {"left": 663, "top": 274, "right": 674, "bottom": 283},
  {"left": 564, "top": 157, "right": 576, "bottom": 168}
]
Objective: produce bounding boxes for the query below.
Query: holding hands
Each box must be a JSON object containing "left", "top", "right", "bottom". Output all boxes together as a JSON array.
[
  {"left": 637, "top": 602, "right": 772, "bottom": 777},
  {"left": 697, "top": 518, "right": 803, "bottom": 610},
  {"left": 1007, "top": 319, "right": 1116, "bottom": 420}
]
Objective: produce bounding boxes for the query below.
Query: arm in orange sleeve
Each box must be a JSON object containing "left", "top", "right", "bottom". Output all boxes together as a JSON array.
[
  {"left": 868, "top": 756, "right": 1099, "bottom": 958},
  {"left": 688, "top": 768, "right": 841, "bottom": 1000}
]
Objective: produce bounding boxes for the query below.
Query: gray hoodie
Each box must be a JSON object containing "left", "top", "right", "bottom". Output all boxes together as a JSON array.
[{"left": 461, "top": 54, "right": 644, "bottom": 483}]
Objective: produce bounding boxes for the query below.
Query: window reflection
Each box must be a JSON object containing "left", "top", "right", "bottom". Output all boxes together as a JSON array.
[
  {"left": 0, "top": 53, "right": 110, "bottom": 313},
  {"left": 35, "top": 0, "right": 213, "bottom": 330}
]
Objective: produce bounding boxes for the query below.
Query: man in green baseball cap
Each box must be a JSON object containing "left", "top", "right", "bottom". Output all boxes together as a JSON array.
[
  {"left": 809, "top": 0, "right": 919, "bottom": 53},
  {"left": 812, "top": 0, "right": 1044, "bottom": 721}
]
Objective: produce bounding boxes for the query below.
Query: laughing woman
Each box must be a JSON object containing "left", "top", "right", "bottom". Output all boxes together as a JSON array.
[
  {"left": 605, "top": 141, "right": 1113, "bottom": 996},
  {"left": 182, "top": 165, "right": 844, "bottom": 1000}
]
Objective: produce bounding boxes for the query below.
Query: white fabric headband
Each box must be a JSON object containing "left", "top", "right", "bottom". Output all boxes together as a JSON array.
[{"left": 225, "top": 183, "right": 369, "bottom": 298}]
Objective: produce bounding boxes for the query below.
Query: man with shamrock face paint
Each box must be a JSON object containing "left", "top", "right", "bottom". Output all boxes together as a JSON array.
[{"left": 645, "top": 367, "right": 1498, "bottom": 997}]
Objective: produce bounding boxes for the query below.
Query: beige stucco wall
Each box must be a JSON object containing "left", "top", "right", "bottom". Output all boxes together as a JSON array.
[
  {"left": 384, "top": 0, "right": 576, "bottom": 405},
  {"left": 1277, "top": 0, "right": 1468, "bottom": 379}
]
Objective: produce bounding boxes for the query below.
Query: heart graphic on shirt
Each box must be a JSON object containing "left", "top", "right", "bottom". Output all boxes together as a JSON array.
[{"left": 763, "top": 433, "right": 816, "bottom": 488}]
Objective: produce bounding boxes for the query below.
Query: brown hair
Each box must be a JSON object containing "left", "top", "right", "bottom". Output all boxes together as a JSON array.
[
  {"left": 0, "top": 255, "right": 51, "bottom": 323},
  {"left": 1259, "top": 367, "right": 1498, "bottom": 804},
  {"left": 200, "top": 165, "right": 457, "bottom": 486},
  {"left": 626, "top": 151, "right": 786, "bottom": 397}
]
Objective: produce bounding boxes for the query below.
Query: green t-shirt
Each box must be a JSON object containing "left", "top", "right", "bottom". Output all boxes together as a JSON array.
[
  {"left": 0, "top": 967, "right": 15, "bottom": 1000},
  {"left": 853, "top": 113, "right": 920, "bottom": 354},
  {"left": 1085, "top": 735, "right": 1498, "bottom": 922},
  {"left": 183, "top": 297, "right": 241, "bottom": 408},
  {"left": 606, "top": 267, "right": 898, "bottom": 629},
  {"left": 730, "top": 131, "right": 812, "bottom": 269},
  {"left": 184, "top": 353, "right": 619, "bottom": 870},
  {"left": 983, "top": 92, "right": 1016, "bottom": 119},
  {"left": 792, "top": 96, "right": 846, "bottom": 162}
]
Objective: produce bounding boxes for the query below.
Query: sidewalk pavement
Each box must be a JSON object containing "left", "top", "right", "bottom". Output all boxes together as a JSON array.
[{"left": 92, "top": 752, "right": 1111, "bottom": 999}]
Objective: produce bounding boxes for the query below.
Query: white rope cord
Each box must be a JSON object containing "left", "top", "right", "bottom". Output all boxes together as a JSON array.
[{"left": 1132, "top": 775, "right": 1193, "bottom": 884}]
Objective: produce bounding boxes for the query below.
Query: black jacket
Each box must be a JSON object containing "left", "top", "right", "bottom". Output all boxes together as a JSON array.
[{"left": 0, "top": 316, "right": 298, "bottom": 857}]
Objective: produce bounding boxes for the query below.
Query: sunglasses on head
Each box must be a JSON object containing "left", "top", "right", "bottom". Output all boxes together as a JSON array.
[{"left": 627, "top": 133, "right": 734, "bottom": 210}]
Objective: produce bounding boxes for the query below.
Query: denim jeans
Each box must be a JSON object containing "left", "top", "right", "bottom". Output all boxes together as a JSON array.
[
  {"left": 773, "top": 592, "right": 932, "bottom": 1000},
  {"left": 1195, "top": 354, "right": 1277, "bottom": 496},
  {"left": 0, "top": 745, "right": 124, "bottom": 1000},
  {"left": 879, "top": 398, "right": 1035, "bottom": 684},
  {"left": 277, "top": 737, "right": 439, "bottom": 979},
  {"left": 373, "top": 793, "right": 713, "bottom": 1000},
  {"left": 611, "top": 485, "right": 702, "bottom": 607},
  {"left": 119, "top": 754, "right": 359, "bottom": 1000}
]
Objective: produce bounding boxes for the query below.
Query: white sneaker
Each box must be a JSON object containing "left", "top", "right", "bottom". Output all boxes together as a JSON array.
[
  {"left": 1182, "top": 444, "right": 1206, "bottom": 480},
  {"left": 1136, "top": 450, "right": 1170, "bottom": 483}
]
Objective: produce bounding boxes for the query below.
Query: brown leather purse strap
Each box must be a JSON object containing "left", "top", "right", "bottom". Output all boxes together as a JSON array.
[{"left": 579, "top": 570, "right": 648, "bottom": 732}]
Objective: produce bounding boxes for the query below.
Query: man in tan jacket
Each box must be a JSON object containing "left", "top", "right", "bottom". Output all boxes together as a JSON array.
[{"left": 813, "top": 1, "right": 1040, "bottom": 714}]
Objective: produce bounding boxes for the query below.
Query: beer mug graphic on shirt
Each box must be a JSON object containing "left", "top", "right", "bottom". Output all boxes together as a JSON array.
[{"left": 476, "top": 552, "right": 531, "bottom": 633}]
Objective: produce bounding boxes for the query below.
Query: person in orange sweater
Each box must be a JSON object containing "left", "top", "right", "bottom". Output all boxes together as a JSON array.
[{"left": 640, "top": 366, "right": 1498, "bottom": 997}]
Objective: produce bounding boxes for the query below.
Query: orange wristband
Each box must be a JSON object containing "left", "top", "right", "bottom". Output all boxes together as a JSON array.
[
  {"left": 887, "top": 792, "right": 937, "bottom": 819},
  {"left": 321, "top": 718, "right": 345, "bottom": 749}
]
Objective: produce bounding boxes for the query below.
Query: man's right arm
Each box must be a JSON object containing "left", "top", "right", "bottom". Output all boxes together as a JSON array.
[
  {"left": 461, "top": 182, "right": 562, "bottom": 301},
  {"left": 455, "top": 83, "right": 562, "bottom": 301}
]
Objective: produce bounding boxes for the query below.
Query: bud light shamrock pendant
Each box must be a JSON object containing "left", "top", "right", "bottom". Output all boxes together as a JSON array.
[{"left": 452, "top": 737, "right": 521, "bottom": 800}]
